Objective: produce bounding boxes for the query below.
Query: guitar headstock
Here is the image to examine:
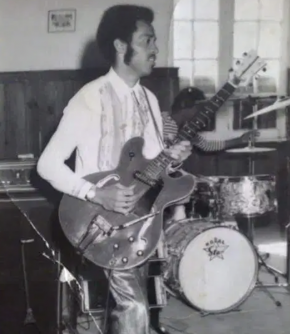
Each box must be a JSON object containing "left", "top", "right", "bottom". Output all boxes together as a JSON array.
[{"left": 229, "top": 50, "right": 267, "bottom": 88}]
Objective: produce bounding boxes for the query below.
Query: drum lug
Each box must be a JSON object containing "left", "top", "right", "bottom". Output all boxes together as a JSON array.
[
  {"left": 167, "top": 245, "right": 182, "bottom": 257},
  {"left": 171, "top": 280, "right": 183, "bottom": 294},
  {"left": 165, "top": 277, "right": 183, "bottom": 294},
  {"left": 161, "top": 262, "right": 170, "bottom": 280}
]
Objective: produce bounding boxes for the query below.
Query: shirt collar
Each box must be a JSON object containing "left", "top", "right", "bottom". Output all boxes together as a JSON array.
[{"left": 107, "top": 67, "right": 141, "bottom": 100}]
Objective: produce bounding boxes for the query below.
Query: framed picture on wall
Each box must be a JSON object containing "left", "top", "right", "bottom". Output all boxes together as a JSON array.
[{"left": 48, "top": 9, "right": 76, "bottom": 33}]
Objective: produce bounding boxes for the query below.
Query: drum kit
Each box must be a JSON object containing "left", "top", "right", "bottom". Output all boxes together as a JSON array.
[{"left": 161, "top": 96, "right": 290, "bottom": 316}]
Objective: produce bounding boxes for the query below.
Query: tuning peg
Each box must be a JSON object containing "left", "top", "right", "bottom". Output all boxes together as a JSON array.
[
  {"left": 229, "top": 68, "right": 233, "bottom": 72},
  {"left": 262, "top": 67, "right": 267, "bottom": 72},
  {"left": 236, "top": 60, "right": 241, "bottom": 65},
  {"left": 243, "top": 52, "right": 248, "bottom": 56}
]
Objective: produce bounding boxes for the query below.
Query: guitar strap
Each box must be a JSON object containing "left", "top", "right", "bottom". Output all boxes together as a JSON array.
[
  {"left": 141, "top": 86, "right": 165, "bottom": 150},
  {"left": 141, "top": 87, "right": 183, "bottom": 172}
]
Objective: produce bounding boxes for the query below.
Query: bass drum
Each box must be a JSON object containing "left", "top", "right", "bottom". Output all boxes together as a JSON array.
[{"left": 163, "top": 219, "right": 258, "bottom": 313}]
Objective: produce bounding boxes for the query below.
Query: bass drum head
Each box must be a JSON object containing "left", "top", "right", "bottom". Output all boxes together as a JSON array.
[{"left": 178, "top": 226, "right": 258, "bottom": 313}]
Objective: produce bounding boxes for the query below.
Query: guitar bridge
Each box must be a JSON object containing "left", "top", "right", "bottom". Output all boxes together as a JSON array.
[{"left": 77, "top": 215, "right": 112, "bottom": 253}]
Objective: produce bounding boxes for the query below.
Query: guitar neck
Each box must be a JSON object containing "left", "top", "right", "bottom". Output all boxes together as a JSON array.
[{"left": 176, "top": 81, "right": 236, "bottom": 143}]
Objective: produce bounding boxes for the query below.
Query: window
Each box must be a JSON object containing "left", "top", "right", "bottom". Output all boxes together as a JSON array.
[
  {"left": 173, "top": 0, "right": 219, "bottom": 93},
  {"left": 172, "top": 0, "right": 289, "bottom": 141}
]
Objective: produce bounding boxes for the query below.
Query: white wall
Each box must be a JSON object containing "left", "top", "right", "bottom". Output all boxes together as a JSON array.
[{"left": 0, "top": 0, "right": 174, "bottom": 72}]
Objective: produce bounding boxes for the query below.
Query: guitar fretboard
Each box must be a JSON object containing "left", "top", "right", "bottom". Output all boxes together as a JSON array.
[{"left": 177, "top": 82, "right": 236, "bottom": 142}]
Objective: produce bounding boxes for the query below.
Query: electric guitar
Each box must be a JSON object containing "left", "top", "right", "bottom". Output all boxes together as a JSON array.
[{"left": 59, "top": 50, "right": 266, "bottom": 270}]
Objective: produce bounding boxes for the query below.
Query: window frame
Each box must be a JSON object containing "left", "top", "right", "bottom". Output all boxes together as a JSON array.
[{"left": 170, "top": 0, "right": 290, "bottom": 142}]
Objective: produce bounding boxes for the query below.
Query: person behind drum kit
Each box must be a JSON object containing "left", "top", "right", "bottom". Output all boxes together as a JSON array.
[
  {"left": 162, "top": 87, "right": 259, "bottom": 221},
  {"left": 36, "top": 5, "right": 192, "bottom": 334}
]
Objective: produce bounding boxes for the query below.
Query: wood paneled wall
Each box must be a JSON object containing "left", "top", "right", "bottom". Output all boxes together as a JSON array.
[
  {"left": 0, "top": 67, "right": 289, "bottom": 228},
  {"left": 0, "top": 67, "right": 178, "bottom": 159}
]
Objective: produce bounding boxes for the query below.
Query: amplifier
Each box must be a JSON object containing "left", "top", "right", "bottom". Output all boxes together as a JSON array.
[
  {"left": 79, "top": 259, "right": 167, "bottom": 315},
  {"left": 0, "top": 158, "right": 47, "bottom": 202},
  {"left": 77, "top": 244, "right": 168, "bottom": 315},
  {"left": 0, "top": 158, "right": 37, "bottom": 187}
]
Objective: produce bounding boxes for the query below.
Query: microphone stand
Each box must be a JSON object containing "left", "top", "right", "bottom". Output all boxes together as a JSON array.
[{"left": 20, "top": 239, "right": 41, "bottom": 334}]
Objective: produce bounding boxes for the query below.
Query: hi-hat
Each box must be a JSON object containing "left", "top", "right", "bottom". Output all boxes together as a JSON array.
[
  {"left": 244, "top": 97, "right": 290, "bottom": 119},
  {"left": 226, "top": 146, "right": 276, "bottom": 153}
]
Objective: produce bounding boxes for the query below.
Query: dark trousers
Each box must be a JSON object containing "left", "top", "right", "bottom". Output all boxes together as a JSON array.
[{"left": 104, "top": 263, "right": 150, "bottom": 334}]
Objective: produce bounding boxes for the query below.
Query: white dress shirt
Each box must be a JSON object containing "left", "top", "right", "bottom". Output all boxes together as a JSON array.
[{"left": 37, "top": 68, "right": 164, "bottom": 200}]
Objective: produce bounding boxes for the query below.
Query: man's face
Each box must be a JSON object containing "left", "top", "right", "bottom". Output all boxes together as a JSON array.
[{"left": 125, "top": 20, "right": 159, "bottom": 77}]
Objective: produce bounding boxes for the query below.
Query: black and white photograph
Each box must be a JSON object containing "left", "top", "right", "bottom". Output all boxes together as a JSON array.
[{"left": 0, "top": 1, "right": 289, "bottom": 334}]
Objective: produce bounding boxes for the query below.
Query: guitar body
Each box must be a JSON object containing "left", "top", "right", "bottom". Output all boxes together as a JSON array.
[{"left": 59, "top": 137, "right": 196, "bottom": 270}]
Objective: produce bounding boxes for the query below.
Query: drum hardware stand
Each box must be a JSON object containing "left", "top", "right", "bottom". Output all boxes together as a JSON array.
[
  {"left": 242, "top": 99, "right": 288, "bottom": 304},
  {"left": 20, "top": 239, "right": 41, "bottom": 334},
  {"left": 221, "top": 95, "right": 287, "bottom": 311},
  {"left": 255, "top": 222, "right": 290, "bottom": 289}
]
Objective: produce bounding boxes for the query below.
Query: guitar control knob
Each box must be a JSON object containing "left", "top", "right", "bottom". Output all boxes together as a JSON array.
[
  {"left": 129, "top": 152, "right": 135, "bottom": 158},
  {"left": 128, "top": 236, "right": 134, "bottom": 242},
  {"left": 137, "top": 250, "right": 144, "bottom": 256},
  {"left": 113, "top": 244, "right": 119, "bottom": 249},
  {"left": 122, "top": 257, "right": 128, "bottom": 263}
]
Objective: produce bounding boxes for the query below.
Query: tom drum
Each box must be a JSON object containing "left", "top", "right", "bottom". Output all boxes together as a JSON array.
[{"left": 217, "top": 174, "right": 277, "bottom": 218}]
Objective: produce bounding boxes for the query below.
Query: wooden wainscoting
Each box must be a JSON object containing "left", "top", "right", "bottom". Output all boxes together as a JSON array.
[{"left": 0, "top": 67, "right": 179, "bottom": 160}]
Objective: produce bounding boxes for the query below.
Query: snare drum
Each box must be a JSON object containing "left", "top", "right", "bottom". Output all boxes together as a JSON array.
[
  {"left": 217, "top": 174, "right": 277, "bottom": 218},
  {"left": 163, "top": 219, "right": 258, "bottom": 313}
]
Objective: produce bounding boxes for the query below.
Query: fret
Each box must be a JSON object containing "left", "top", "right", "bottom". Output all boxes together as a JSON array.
[
  {"left": 201, "top": 113, "right": 211, "bottom": 122},
  {"left": 211, "top": 95, "right": 225, "bottom": 104},
  {"left": 148, "top": 168, "right": 159, "bottom": 178},
  {"left": 177, "top": 133, "right": 189, "bottom": 141},
  {"left": 185, "top": 122, "right": 201, "bottom": 134},
  {"left": 204, "top": 106, "right": 215, "bottom": 113},
  {"left": 158, "top": 155, "right": 170, "bottom": 165},
  {"left": 179, "top": 127, "right": 194, "bottom": 140},
  {"left": 209, "top": 100, "right": 220, "bottom": 108},
  {"left": 196, "top": 113, "right": 211, "bottom": 124},
  {"left": 151, "top": 161, "right": 163, "bottom": 172},
  {"left": 146, "top": 166, "right": 156, "bottom": 176},
  {"left": 195, "top": 117, "right": 206, "bottom": 127},
  {"left": 203, "top": 109, "right": 211, "bottom": 115}
]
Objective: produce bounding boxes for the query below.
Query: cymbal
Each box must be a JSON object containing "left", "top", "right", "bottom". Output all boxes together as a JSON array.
[
  {"left": 244, "top": 97, "right": 290, "bottom": 119},
  {"left": 226, "top": 146, "right": 276, "bottom": 153}
]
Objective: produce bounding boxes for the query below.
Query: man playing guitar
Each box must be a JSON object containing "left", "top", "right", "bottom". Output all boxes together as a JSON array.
[{"left": 37, "top": 5, "right": 192, "bottom": 334}]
